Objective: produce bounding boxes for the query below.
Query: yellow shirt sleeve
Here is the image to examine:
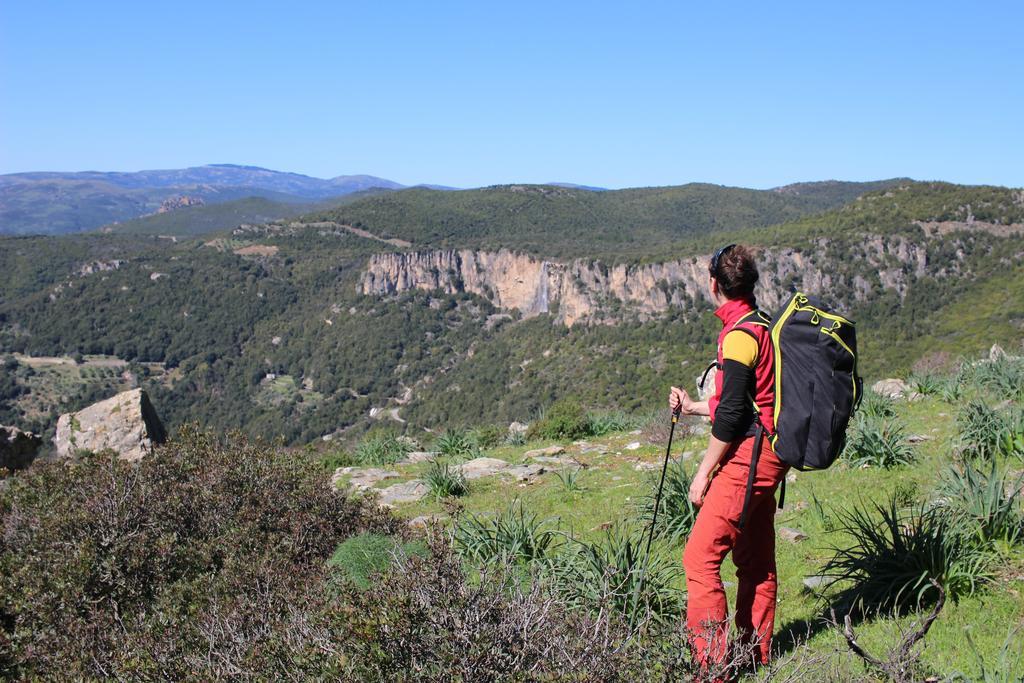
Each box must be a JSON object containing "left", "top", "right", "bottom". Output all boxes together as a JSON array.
[{"left": 722, "top": 330, "right": 758, "bottom": 367}]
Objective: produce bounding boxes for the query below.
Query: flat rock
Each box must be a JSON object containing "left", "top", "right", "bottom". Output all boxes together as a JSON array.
[
  {"left": 0, "top": 425, "right": 43, "bottom": 471},
  {"left": 402, "top": 451, "right": 438, "bottom": 464},
  {"left": 634, "top": 462, "right": 658, "bottom": 471},
  {"left": 531, "top": 455, "right": 575, "bottom": 465},
  {"left": 907, "top": 434, "right": 933, "bottom": 444},
  {"left": 333, "top": 467, "right": 400, "bottom": 490},
  {"left": 624, "top": 442, "right": 641, "bottom": 451},
  {"left": 778, "top": 527, "right": 809, "bottom": 543},
  {"left": 377, "top": 480, "right": 428, "bottom": 506},
  {"left": 459, "top": 457, "right": 510, "bottom": 479},
  {"left": 54, "top": 389, "right": 166, "bottom": 462},
  {"left": 872, "top": 378, "right": 910, "bottom": 399},
  {"left": 524, "top": 445, "right": 565, "bottom": 458},
  {"left": 802, "top": 575, "right": 830, "bottom": 591},
  {"left": 580, "top": 444, "right": 609, "bottom": 455},
  {"left": 505, "top": 464, "right": 546, "bottom": 481}
]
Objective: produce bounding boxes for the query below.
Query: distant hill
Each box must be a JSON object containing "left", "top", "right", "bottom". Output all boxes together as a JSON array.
[
  {"left": 0, "top": 164, "right": 405, "bottom": 235},
  {"left": 101, "top": 189, "right": 396, "bottom": 237}
]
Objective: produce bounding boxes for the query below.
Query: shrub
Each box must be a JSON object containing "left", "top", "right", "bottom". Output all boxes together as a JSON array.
[
  {"left": 354, "top": 432, "right": 413, "bottom": 465},
  {"left": 527, "top": 398, "right": 591, "bottom": 440},
  {"left": 962, "top": 355, "right": 1024, "bottom": 401},
  {"left": 454, "top": 502, "right": 559, "bottom": 565},
  {"left": 504, "top": 428, "right": 526, "bottom": 447},
  {"left": 937, "top": 461, "right": 1024, "bottom": 546},
  {"left": 637, "top": 457, "right": 698, "bottom": 545},
  {"left": 821, "top": 494, "right": 993, "bottom": 615},
  {"left": 0, "top": 426, "right": 399, "bottom": 679},
  {"left": 329, "top": 532, "right": 428, "bottom": 590},
  {"left": 425, "top": 460, "right": 468, "bottom": 499},
  {"left": 844, "top": 414, "right": 915, "bottom": 469},
  {"left": 543, "top": 526, "right": 684, "bottom": 628},
  {"left": 434, "top": 428, "right": 475, "bottom": 457},
  {"left": 469, "top": 424, "right": 505, "bottom": 450}
]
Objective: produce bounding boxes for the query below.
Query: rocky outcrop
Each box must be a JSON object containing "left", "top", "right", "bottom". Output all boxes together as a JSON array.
[
  {"left": 157, "top": 195, "right": 205, "bottom": 213},
  {"left": 0, "top": 426, "right": 43, "bottom": 471},
  {"left": 360, "top": 236, "right": 955, "bottom": 326},
  {"left": 54, "top": 389, "right": 167, "bottom": 461}
]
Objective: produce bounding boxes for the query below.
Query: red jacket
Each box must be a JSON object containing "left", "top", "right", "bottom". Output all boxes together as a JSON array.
[{"left": 708, "top": 297, "right": 776, "bottom": 434}]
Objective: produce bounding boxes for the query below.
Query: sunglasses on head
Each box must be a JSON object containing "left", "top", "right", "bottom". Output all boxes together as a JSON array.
[{"left": 709, "top": 244, "right": 736, "bottom": 279}]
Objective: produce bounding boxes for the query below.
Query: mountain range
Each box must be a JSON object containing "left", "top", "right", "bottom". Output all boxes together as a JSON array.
[{"left": 0, "top": 164, "right": 406, "bottom": 235}]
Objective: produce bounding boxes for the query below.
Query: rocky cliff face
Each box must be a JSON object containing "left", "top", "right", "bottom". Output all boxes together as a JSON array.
[{"left": 360, "top": 235, "right": 962, "bottom": 326}]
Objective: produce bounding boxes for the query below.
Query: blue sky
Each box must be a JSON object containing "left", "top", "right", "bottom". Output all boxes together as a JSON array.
[{"left": 1, "top": 1, "right": 1021, "bottom": 188}]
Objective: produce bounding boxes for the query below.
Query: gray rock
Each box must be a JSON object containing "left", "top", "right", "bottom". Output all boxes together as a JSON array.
[
  {"left": 778, "top": 527, "right": 809, "bottom": 543},
  {"left": 872, "top": 378, "right": 910, "bottom": 399},
  {"left": 0, "top": 426, "right": 42, "bottom": 471},
  {"left": 402, "top": 451, "right": 438, "bottom": 464},
  {"left": 786, "top": 472, "right": 798, "bottom": 483},
  {"left": 634, "top": 462, "right": 658, "bottom": 471},
  {"left": 54, "top": 389, "right": 166, "bottom": 462},
  {"left": 505, "top": 464, "right": 546, "bottom": 481},
  {"left": 459, "top": 457, "right": 510, "bottom": 479},
  {"left": 907, "top": 434, "right": 933, "bottom": 444},
  {"left": 802, "top": 575, "right": 830, "bottom": 591},
  {"left": 531, "top": 455, "right": 575, "bottom": 465},
  {"left": 377, "top": 480, "right": 428, "bottom": 506},
  {"left": 580, "top": 444, "right": 609, "bottom": 455},
  {"left": 624, "top": 442, "right": 642, "bottom": 451},
  {"left": 681, "top": 450, "right": 695, "bottom": 461},
  {"left": 524, "top": 445, "right": 565, "bottom": 459},
  {"left": 990, "top": 343, "right": 1007, "bottom": 362},
  {"left": 333, "top": 467, "right": 400, "bottom": 490}
]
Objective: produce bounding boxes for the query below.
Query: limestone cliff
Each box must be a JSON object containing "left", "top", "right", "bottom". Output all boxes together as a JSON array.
[{"left": 360, "top": 235, "right": 962, "bottom": 326}]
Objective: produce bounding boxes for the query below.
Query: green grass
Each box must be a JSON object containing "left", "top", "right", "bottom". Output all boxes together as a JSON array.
[{"left": 372, "top": 392, "right": 1024, "bottom": 678}]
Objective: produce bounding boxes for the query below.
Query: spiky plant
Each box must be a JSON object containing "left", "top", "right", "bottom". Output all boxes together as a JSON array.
[
  {"left": 454, "top": 502, "right": 559, "bottom": 565},
  {"left": 354, "top": 433, "right": 413, "bottom": 466},
  {"left": 957, "top": 400, "right": 1009, "bottom": 460},
  {"left": 844, "top": 414, "right": 915, "bottom": 469},
  {"left": 543, "top": 525, "right": 684, "bottom": 628},
  {"left": 938, "top": 461, "right": 1024, "bottom": 546},
  {"left": 425, "top": 461, "right": 468, "bottom": 500},
  {"left": 860, "top": 390, "right": 897, "bottom": 419},
  {"left": 585, "top": 411, "right": 638, "bottom": 437},
  {"left": 908, "top": 372, "right": 941, "bottom": 396},
  {"left": 434, "top": 428, "right": 474, "bottom": 458},
  {"left": 636, "top": 457, "right": 698, "bottom": 545},
  {"left": 554, "top": 467, "right": 583, "bottom": 492},
  {"left": 821, "top": 494, "right": 993, "bottom": 615}
]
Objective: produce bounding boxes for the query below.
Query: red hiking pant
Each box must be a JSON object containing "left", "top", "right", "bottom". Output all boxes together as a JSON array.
[{"left": 682, "top": 434, "right": 788, "bottom": 674}]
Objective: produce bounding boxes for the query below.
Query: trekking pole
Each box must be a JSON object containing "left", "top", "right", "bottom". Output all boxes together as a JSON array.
[{"left": 644, "top": 406, "right": 682, "bottom": 563}]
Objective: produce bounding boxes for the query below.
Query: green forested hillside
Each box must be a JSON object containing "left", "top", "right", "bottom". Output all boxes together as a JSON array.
[
  {"left": 305, "top": 179, "right": 905, "bottom": 259},
  {"left": 0, "top": 180, "right": 1021, "bottom": 446}
]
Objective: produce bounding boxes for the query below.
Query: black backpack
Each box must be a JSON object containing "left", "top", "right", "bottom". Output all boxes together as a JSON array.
[
  {"left": 768, "top": 292, "right": 862, "bottom": 471},
  {"left": 736, "top": 292, "right": 862, "bottom": 528}
]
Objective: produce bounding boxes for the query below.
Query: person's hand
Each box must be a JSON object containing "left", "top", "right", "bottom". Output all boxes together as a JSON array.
[
  {"left": 669, "top": 386, "right": 694, "bottom": 415},
  {"left": 689, "top": 470, "right": 710, "bottom": 507}
]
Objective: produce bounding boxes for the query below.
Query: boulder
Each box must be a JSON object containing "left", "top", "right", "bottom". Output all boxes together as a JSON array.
[
  {"left": 0, "top": 426, "right": 43, "bottom": 471},
  {"left": 524, "top": 445, "right": 565, "bottom": 459},
  {"left": 54, "top": 389, "right": 166, "bottom": 462},
  {"left": 377, "top": 480, "right": 428, "bottom": 507},
  {"left": 871, "top": 378, "right": 910, "bottom": 399},
  {"left": 458, "top": 457, "right": 510, "bottom": 479}
]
